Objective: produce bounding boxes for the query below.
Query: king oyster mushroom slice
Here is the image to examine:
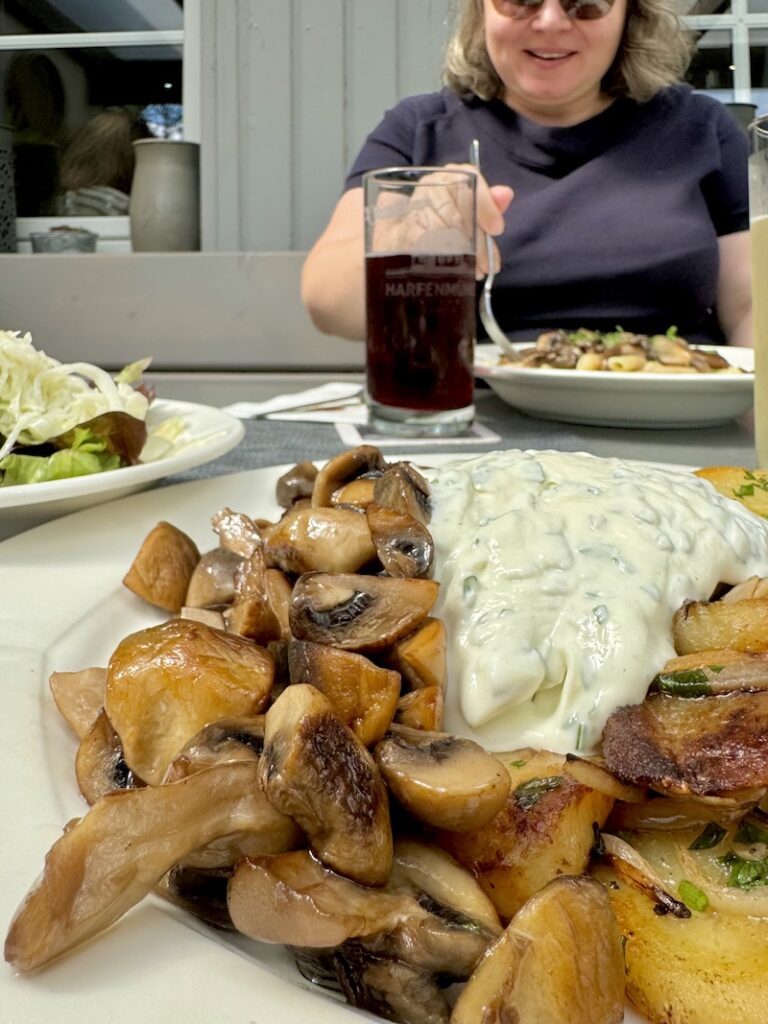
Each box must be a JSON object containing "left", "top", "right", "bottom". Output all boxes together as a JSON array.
[
  {"left": 335, "top": 947, "right": 451, "bottom": 1024},
  {"left": 162, "top": 715, "right": 302, "bottom": 871},
  {"left": 105, "top": 618, "right": 274, "bottom": 786},
  {"left": 76, "top": 708, "right": 140, "bottom": 805},
  {"left": 373, "top": 463, "right": 432, "bottom": 525},
  {"left": 4, "top": 761, "right": 285, "bottom": 973},
  {"left": 185, "top": 546, "right": 244, "bottom": 608},
  {"left": 289, "top": 573, "right": 439, "bottom": 651},
  {"left": 264, "top": 505, "right": 377, "bottom": 575},
  {"left": 229, "top": 843, "right": 498, "bottom": 972},
  {"left": 288, "top": 639, "right": 401, "bottom": 746},
  {"left": 260, "top": 683, "right": 393, "bottom": 885},
  {"left": 374, "top": 725, "right": 511, "bottom": 833},
  {"left": 451, "top": 875, "right": 625, "bottom": 1024},
  {"left": 311, "top": 445, "right": 387, "bottom": 508},
  {"left": 49, "top": 667, "right": 107, "bottom": 739},
  {"left": 122, "top": 521, "right": 201, "bottom": 613},
  {"left": 276, "top": 460, "right": 319, "bottom": 508},
  {"left": 366, "top": 502, "right": 434, "bottom": 579}
]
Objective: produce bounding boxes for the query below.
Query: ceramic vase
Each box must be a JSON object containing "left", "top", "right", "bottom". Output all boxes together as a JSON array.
[
  {"left": 129, "top": 139, "right": 200, "bottom": 252},
  {"left": 0, "top": 125, "right": 17, "bottom": 252}
]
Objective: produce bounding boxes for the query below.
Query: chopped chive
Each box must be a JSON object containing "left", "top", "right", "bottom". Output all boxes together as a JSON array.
[
  {"left": 678, "top": 880, "right": 709, "bottom": 912},
  {"left": 514, "top": 775, "right": 563, "bottom": 811}
]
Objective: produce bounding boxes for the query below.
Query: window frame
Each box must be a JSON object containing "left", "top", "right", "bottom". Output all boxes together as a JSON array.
[
  {"left": 685, "top": 0, "right": 768, "bottom": 102},
  {"left": 0, "top": 9, "right": 197, "bottom": 248}
]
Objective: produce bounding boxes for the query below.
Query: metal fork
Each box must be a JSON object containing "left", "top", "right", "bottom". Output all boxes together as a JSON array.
[{"left": 469, "top": 139, "right": 518, "bottom": 359}]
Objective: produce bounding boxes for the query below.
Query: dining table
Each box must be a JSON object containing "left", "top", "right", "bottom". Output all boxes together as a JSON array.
[{"left": 144, "top": 373, "right": 758, "bottom": 496}]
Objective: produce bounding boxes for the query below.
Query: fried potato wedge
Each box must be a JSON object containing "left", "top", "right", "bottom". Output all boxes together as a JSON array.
[
  {"left": 437, "top": 750, "right": 614, "bottom": 920},
  {"left": 673, "top": 598, "right": 768, "bottom": 655},
  {"left": 594, "top": 829, "right": 768, "bottom": 1024},
  {"left": 452, "top": 875, "right": 624, "bottom": 1024},
  {"left": 694, "top": 466, "right": 768, "bottom": 519}
]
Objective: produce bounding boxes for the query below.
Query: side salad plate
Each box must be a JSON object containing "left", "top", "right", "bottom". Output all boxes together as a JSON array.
[
  {"left": 0, "top": 399, "right": 244, "bottom": 540},
  {"left": 475, "top": 342, "right": 755, "bottom": 429}
]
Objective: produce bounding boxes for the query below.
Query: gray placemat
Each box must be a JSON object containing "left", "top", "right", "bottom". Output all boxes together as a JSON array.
[{"left": 160, "top": 387, "right": 756, "bottom": 489}]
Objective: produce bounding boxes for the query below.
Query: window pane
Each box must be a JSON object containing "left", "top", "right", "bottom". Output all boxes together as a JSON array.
[
  {"left": 687, "top": 29, "right": 734, "bottom": 102},
  {"left": 0, "top": 45, "right": 182, "bottom": 215},
  {"left": 751, "top": 30, "right": 768, "bottom": 114},
  {"left": 0, "top": 0, "right": 183, "bottom": 35},
  {"left": 682, "top": 0, "right": 732, "bottom": 13}
]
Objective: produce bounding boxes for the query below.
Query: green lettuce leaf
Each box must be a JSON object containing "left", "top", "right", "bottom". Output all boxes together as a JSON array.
[{"left": 0, "top": 428, "right": 121, "bottom": 486}]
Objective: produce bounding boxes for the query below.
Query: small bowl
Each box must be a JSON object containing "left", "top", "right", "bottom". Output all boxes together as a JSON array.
[{"left": 30, "top": 229, "right": 98, "bottom": 254}]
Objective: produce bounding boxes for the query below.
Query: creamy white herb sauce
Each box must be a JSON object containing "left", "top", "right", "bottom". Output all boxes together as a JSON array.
[{"left": 426, "top": 450, "right": 768, "bottom": 755}]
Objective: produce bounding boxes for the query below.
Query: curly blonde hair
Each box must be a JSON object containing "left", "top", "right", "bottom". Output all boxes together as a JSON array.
[{"left": 443, "top": 0, "right": 695, "bottom": 103}]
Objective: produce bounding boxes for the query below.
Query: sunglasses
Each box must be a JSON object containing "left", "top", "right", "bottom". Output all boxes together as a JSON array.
[{"left": 490, "top": 0, "right": 616, "bottom": 21}]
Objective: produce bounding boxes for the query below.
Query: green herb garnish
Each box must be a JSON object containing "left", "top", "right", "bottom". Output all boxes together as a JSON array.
[
  {"left": 719, "top": 851, "right": 768, "bottom": 890},
  {"left": 514, "top": 775, "right": 563, "bottom": 811},
  {"left": 689, "top": 822, "right": 727, "bottom": 850},
  {"left": 678, "top": 880, "right": 709, "bottom": 912}
]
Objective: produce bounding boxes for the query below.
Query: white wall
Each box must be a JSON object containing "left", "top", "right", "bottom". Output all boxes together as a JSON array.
[{"left": 200, "top": 0, "right": 454, "bottom": 252}]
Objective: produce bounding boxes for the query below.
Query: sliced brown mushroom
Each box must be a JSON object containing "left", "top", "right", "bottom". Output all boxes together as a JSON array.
[
  {"left": 366, "top": 503, "right": 434, "bottom": 578},
  {"left": 332, "top": 477, "right": 378, "bottom": 510},
  {"left": 312, "top": 445, "right": 386, "bottom": 508},
  {"left": 289, "top": 573, "right": 439, "bottom": 651},
  {"left": 395, "top": 685, "right": 444, "bottom": 731},
  {"left": 391, "top": 838, "right": 502, "bottom": 938},
  {"left": 105, "top": 618, "right": 274, "bottom": 785},
  {"left": 75, "top": 708, "right": 140, "bottom": 805},
  {"left": 264, "top": 505, "right": 377, "bottom": 575},
  {"left": 390, "top": 618, "right": 446, "bottom": 690},
  {"left": 49, "top": 667, "right": 107, "bottom": 739},
  {"left": 156, "top": 865, "right": 233, "bottom": 930},
  {"left": 184, "top": 546, "right": 244, "bottom": 608},
  {"left": 260, "top": 683, "right": 393, "bottom": 885},
  {"left": 211, "top": 507, "right": 262, "bottom": 558},
  {"left": 288, "top": 639, "right": 401, "bottom": 746},
  {"left": 5, "top": 761, "right": 276, "bottom": 973},
  {"left": 163, "top": 716, "right": 266, "bottom": 782},
  {"left": 373, "top": 463, "right": 432, "bottom": 524},
  {"left": 162, "top": 715, "right": 302, "bottom": 870},
  {"left": 122, "top": 521, "right": 200, "bottom": 612},
  {"left": 276, "top": 460, "right": 318, "bottom": 508},
  {"left": 180, "top": 606, "right": 226, "bottom": 630},
  {"left": 266, "top": 568, "right": 293, "bottom": 638},
  {"left": 335, "top": 948, "right": 451, "bottom": 1024},
  {"left": 375, "top": 725, "right": 511, "bottom": 832}
]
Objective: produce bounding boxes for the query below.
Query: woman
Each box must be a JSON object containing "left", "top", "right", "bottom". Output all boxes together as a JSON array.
[
  {"left": 302, "top": 0, "right": 751, "bottom": 347},
  {"left": 60, "top": 110, "right": 150, "bottom": 216}
]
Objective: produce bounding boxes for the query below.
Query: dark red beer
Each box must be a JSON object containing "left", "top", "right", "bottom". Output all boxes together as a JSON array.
[{"left": 365, "top": 252, "right": 475, "bottom": 412}]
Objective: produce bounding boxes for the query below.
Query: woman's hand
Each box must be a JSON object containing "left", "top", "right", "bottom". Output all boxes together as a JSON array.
[{"left": 371, "top": 163, "right": 513, "bottom": 278}]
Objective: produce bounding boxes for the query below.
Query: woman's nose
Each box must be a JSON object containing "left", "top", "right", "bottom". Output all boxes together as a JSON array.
[{"left": 529, "top": 0, "right": 573, "bottom": 28}]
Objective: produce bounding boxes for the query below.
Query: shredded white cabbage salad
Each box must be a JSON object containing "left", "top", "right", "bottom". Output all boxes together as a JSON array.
[{"left": 0, "top": 330, "right": 151, "bottom": 460}]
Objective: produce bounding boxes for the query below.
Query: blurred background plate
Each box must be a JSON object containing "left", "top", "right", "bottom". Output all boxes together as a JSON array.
[
  {"left": 474, "top": 343, "right": 754, "bottom": 429},
  {"left": 0, "top": 398, "right": 244, "bottom": 540}
]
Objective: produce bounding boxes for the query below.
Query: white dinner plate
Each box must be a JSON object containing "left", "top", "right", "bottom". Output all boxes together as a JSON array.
[
  {"left": 0, "top": 399, "right": 245, "bottom": 540},
  {"left": 475, "top": 342, "right": 754, "bottom": 429},
  {"left": 0, "top": 459, "right": 654, "bottom": 1023}
]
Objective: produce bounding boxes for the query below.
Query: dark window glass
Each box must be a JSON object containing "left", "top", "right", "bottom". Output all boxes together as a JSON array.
[
  {"left": 0, "top": 45, "right": 182, "bottom": 215},
  {"left": 750, "top": 32, "right": 768, "bottom": 115},
  {"left": 0, "top": 0, "right": 183, "bottom": 36},
  {"left": 686, "top": 29, "right": 734, "bottom": 102}
]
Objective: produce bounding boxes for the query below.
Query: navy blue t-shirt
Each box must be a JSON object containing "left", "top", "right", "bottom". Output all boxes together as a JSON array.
[{"left": 346, "top": 86, "right": 748, "bottom": 343}]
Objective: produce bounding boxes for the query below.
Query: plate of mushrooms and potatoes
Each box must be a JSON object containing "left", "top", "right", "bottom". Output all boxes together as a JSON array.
[
  {"left": 474, "top": 333, "right": 754, "bottom": 428},
  {"left": 4, "top": 445, "right": 768, "bottom": 1024}
]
